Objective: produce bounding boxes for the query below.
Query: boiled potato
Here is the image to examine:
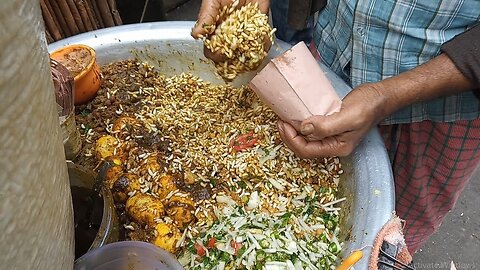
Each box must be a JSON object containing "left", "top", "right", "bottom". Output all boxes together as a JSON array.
[
  {"left": 126, "top": 193, "right": 165, "bottom": 226},
  {"left": 157, "top": 174, "right": 177, "bottom": 199},
  {"left": 139, "top": 154, "right": 163, "bottom": 176},
  {"left": 111, "top": 173, "right": 141, "bottom": 202},
  {"left": 105, "top": 163, "right": 123, "bottom": 189},
  {"left": 95, "top": 135, "right": 119, "bottom": 160},
  {"left": 152, "top": 222, "right": 181, "bottom": 253},
  {"left": 165, "top": 195, "right": 196, "bottom": 229}
]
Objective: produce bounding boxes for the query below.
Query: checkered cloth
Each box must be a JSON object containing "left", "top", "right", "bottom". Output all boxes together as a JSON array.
[
  {"left": 379, "top": 119, "right": 480, "bottom": 253},
  {"left": 312, "top": 0, "right": 480, "bottom": 125}
]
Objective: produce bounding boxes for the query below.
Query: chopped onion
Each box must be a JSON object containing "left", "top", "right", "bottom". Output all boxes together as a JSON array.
[
  {"left": 247, "top": 191, "right": 260, "bottom": 210},
  {"left": 268, "top": 178, "right": 285, "bottom": 191}
]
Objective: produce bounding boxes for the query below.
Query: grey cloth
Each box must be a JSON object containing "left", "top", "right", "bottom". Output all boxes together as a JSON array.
[
  {"left": 287, "top": 0, "right": 327, "bottom": 29},
  {"left": 272, "top": 0, "right": 315, "bottom": 44},
  {"left": 441, "top": 24, "right": 480, "bottom": 86}
]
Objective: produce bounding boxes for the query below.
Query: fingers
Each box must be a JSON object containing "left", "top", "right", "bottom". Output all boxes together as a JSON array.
[
  {"left": 204, "top": 45, "right": 228, "bottom": 62},
  {"left": 248, "top": 0, "right": 270, "bottom": 13},
  {"left": 300, "top": 112, "right": 354, "bottom": 140},
  {"left": 191, "top": 0, "right": 222, "bottom": 38},
  {"left": 278, "top": 120, "right": 354, "bottom": 158},
  {"left": 263, "top": 34, "right": 272, "bottom": 53}
]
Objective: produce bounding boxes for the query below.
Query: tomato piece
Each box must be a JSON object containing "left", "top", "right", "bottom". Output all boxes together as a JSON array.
[
  {"left": 207, "top": 237, "right": 216, "bottom": 249},
  {"left": 230, "top": 240, "right": 243, "bottom": 255},
  {"left": 230, "top": 131, "right": 258, "bottom": 152},
  {"left": 194, "top": 243, "right": 206, "bottom": 257}
]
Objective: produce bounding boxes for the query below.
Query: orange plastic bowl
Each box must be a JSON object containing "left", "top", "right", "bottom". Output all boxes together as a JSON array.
[{"left": 50, "top": 44, "right": 102, "bottom": 105}]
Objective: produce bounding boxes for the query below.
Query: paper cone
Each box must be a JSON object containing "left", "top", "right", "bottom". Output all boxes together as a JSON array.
[{"left": 249, "top": 42, "right": 341, "bottom": 130}]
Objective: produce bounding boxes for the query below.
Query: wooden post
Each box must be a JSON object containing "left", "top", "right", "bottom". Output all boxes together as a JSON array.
[
  {"left": 84, "top": 0, "right": 98, "bottom": 29},
  {"left": 88, "top": 0, "right": 105, "bottom": 28},
  {"left": 76, "top": 0, "right": 94, "bottom": 31},
  {"left": 97, "top": 0, "right": 115, "bottom": 27},
  {"left": 43, "top": 0, "right": 65, "bottom": 38},
  {"left": 66, "top": 0, "right": 86, "bottom": 32},
  {"left": 107, "top": 0, "right": 123, "bottom": 25},
  {"left": 49, "top": 0, "right": 72, "bottom": 37},
  {"left": 40, "top": 0, "right": 62, "bottom": 40},
  {"left": 56, "top": 0, "right": 80, "bottom": 35}
]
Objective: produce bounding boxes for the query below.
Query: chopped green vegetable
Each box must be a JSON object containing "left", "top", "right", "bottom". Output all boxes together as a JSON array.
[
  {"left": 178, "top": 186, "right": 344, "bottom": 269},
  {"left": 237, "top": 180, "right": 247, "bottom": 189},
  {"left": 259, "top": 239, "right": 269, "bottom": 249}
]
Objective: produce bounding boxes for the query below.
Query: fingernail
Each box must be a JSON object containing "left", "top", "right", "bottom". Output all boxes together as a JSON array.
[{"left": 301, "top": 123, "right": 314, "bottom": 135}]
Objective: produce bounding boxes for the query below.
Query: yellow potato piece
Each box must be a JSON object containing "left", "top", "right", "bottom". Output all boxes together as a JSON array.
[
  {"left": 111, "top": 172, "right": 141, "bottom": 202},
  {"left": 153, "top": 222, "right": 181, "bottom": 253},
  {"left": 95, "top": 135, "right": 119, "bottom": 160},
  {"left": 157, "top": 174, "right": 177, "bottom": 199},
  {"left": 139, "top": 154, "right": 163, "bottom": 177},
  {"left": 126, "top": 193, "right": 165, "bottom": 226},
  {"left": 165, "top": 195, "right": 196, "bottom": 229},
  {"left": 105, "top": 164, "right": 123, "bottom": 189}
]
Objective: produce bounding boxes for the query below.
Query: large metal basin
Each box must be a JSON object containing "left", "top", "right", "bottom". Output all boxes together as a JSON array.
[{"left": 49, "top": 22, "right": 395, "bottom": 270}]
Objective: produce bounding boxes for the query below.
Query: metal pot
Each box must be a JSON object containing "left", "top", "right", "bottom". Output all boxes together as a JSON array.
[
  {"left": 49, "top": 22, "right": 394, "bottom": 270},
  {"left": 67, "top": 162, "right": 119, "bottom": 257}
]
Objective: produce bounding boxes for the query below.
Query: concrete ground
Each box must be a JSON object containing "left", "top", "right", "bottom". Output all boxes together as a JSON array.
[{"left": 161, "top": 1, "right": 480, "bottom": 269}]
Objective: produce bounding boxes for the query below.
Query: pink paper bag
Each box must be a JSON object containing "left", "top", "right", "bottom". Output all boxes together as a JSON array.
[{"left": 249, "top": 42, "right": 342, "bottom": 130}]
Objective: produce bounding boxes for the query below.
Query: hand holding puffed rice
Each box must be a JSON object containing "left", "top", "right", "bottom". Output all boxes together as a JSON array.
[
  {"left": 192, "top": 0, "right": 274, "bottom": 80},
  {"left": 192, "top": 0, "right": 271, "bottom": 38}
]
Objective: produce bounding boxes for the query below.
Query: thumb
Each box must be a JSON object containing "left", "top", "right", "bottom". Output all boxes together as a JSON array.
[
  {"left": 191, "top": 0, "right": 221, "bottom": 38},
  {"left": 255, "top": 0, "right": 271, "bottom": 14},
  {"left": 300, "top": 111, "right": 353, "bottom": 140}
]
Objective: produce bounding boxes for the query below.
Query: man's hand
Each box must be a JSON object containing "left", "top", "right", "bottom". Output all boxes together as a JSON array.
[
  {"left": 191, "top": 0, "right": 271, "bottom": 62},
  {"left": 278, "top": 83, "right": 387, "bottom": 158},
  {"left": 277, "top": 53, "right": 477, "bottom": 159}
]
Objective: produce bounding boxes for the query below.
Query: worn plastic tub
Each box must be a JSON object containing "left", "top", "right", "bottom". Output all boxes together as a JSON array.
[
  {"left": 73, "top": 241, "right": 184, "bottom": 270},
  {"left": 50, "top": 44, "right": 102, "bottom": 105},
  {"left": 49, "top": 22, "right": 395, "bottom": 269}
]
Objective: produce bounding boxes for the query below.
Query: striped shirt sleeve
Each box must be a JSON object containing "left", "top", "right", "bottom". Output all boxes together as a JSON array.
[{"left": 441, "top": 24, "right": 480, "bottom": 87}]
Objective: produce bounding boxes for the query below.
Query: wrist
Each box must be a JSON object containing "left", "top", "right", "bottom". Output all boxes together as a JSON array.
[{"left": 360, "top": 82, "right": 393, "bottom": 123}]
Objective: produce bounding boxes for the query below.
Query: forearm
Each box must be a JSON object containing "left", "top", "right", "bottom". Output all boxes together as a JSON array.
[{"left": 375, "top": 53, "right": 478, "bottom": 119}]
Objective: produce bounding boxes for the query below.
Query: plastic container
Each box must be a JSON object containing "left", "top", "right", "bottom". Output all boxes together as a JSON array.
[
  {"left": 73, "top": 241, "right": 184, "bottom": 270},
  {"left": 50, "top": 44, "right": 102, "bottom": 105},
  {"left": 51, "top": 59, "right": 82, "bottom": 160}
]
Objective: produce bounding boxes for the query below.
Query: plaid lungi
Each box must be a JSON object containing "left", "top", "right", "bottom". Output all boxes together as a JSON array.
[{"left": 379, "top": 119, "right": 480, "bottom": 253}]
